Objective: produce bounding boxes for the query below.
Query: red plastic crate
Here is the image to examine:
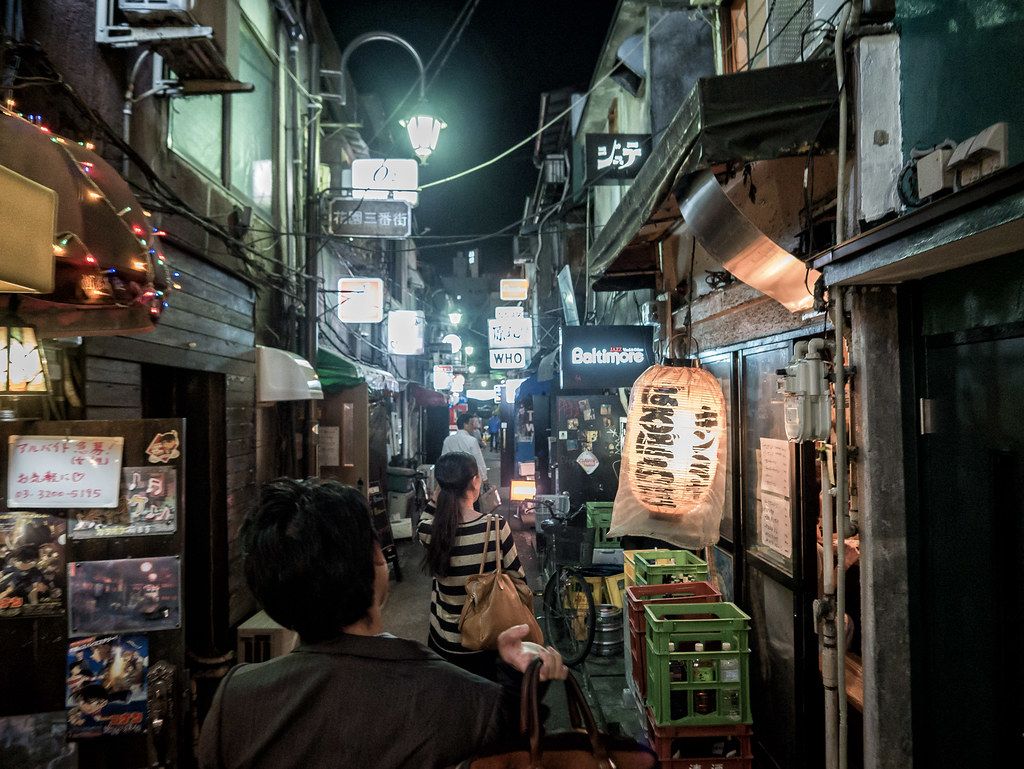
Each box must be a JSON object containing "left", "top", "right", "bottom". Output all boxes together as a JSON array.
[
  {"left": 626, "top": 582, "right": 722, "bottom": 702},
  {"left": 644, "top": 708, "right": 753, "bottom": 769}
]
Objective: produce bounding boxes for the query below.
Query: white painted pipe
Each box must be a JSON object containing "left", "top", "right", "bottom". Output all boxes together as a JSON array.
[
  {"left": 821, "top": 475, "right": 839, "bottom": 769},
  {"left": 833, "top": 284, "right": 850, "bottom": 769}
]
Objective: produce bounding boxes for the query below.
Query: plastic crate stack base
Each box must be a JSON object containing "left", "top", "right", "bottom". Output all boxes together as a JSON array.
[
  {"left": 645, "top": 602, "right": 753, "bottom": 728},
  {"left": 634, "top": 549, "right": 711, "bottom": 586},
  {"left": 625, "top": 581, "right": 722, "bottom": 705},
  {"left": 644, "top": 709, "right": 754, "bottom": 769},
  {"left": 585, "top": 502, "right": 620, "bottom": 549}
]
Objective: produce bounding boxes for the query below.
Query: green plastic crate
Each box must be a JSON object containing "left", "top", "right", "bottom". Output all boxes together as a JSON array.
[
  {"left": 585, "top": 502, "right": 620, "bottom": 549},
  {"left": 634, "top": 550, "right": 709, "bottom": 585},
  {"left": 644, "top": 602, "right": 752, "bottom": 726}
]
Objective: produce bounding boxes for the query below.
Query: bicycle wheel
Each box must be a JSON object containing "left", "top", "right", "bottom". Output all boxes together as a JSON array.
[{"left": 542, "top": 567, "right": 596, "bottom": 666}]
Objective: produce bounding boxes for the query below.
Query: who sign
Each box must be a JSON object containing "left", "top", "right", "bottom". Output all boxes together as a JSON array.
[{"left": 489, "top": 348, "right": 531, "bottom": 370}]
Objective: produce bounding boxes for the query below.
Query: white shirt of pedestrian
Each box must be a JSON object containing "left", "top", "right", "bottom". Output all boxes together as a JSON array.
[{"left": 441, "top": 430, "right": 488, "bottom": 479}]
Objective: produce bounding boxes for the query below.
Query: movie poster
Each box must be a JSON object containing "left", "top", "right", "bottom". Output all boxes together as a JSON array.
[
  {"left": 70, "top": 467, "right": 178, "bottom": 540},
  {"left": 68, "top": 556, "right": 181, "bottom": 636},
  {"left": 0, "top": 712, "right": 77, "bottom": 767},
  {"left": 0, "top": 512, "right": 66, "bottom": 618},
  {"left": 66, "top": 635, "right": 149, "bottom": 738}
]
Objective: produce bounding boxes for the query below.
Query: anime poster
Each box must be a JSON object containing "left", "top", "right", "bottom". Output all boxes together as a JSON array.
[
  {"left": 68, "top": 556, "right": 181, "bottom": 636},
  {"left": 0, "top": 711, "right": 77, "bottom": 768},
  {"left": 66, "top": 635, "right": 148, "bottom": 738},
  {"left": 0, "top": 512, "right": 66, "bottom": 618},
  {"left": 70, "top": 467, "right": 178, "bottom": 540}
]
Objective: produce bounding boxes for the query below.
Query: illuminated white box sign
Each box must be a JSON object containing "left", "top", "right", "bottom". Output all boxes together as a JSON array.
[
  {"left": 495, "top": 306, "right": 525, "bottom": 320},
  {"left": 488, "top": 318, "right": 533, "bottom": 349},
  {"left": 451, "top": 374, "right": 466, "bottom": 393},
  {"left": 351, "top": 158, "right": 419, "bottom": 207},
  {"left": 466, "top": 388, "right": 498, "bottom": 401},
  {"left": 489, "top": 347, "right": 531, "bottom": 370},
  {"left": 337, "top": 278, "right": 384, "bottom": 323},
  {"left": 499, "top": 278, "right": 529, "bottom": 301},
  {"left": 432, "top": 364, "right": 454, "bottom": 390},
  {"left": 388, "top": 310, "right": 425, "bottom": 355}
]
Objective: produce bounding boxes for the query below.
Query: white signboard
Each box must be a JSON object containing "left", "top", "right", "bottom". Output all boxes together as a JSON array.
[
  {"left": 387, "top": 310, "right": 425, "bottom": 355},
  {"left": 576, "top": 450, "right": 600, "bottom": 475},
  {"left": 337, "top": 278, "right": 384, "bottom": 323},
  {"left": 759, "top": 438, "right": 792, "bottom": 498},
  {"left": 488, "top": 318, "right": 533, "bottom": 349},
  {"left": 7, "top": 435, "right": 125, "bottom": 508},
  {"left": 433, "top": 365, "right": 454, "bottom": 391},
  {"left": 495, "top": 306, "right": 525, "bottom": 320},
  {"left": 760, "top": 494, "right": 792, "bottom": 559},
  {"left": 319, "top": 426, "right": 340, "bottom": 467},
  {"left": 499, "top": 279, "right": 529, "bottom": 301},
  {"left": 489, "top": 347, "right": 531, "bottom": 370},
  {"left": 466, "top": 388, "right": 498, "bottom": 401},
  {"left": 351, "top": 158, "right": 419, "bottom": 207}
]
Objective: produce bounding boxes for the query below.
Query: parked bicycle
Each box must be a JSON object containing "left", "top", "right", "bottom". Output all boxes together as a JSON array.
[{"left": 519, "top": 497, "right": 618, "bottom": 666}]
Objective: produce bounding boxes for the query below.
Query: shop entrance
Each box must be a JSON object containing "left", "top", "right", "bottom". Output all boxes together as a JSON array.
[
  {"left": 912, "top": 253, "right": 1024, "bottom": 765},
  {"left": 141, "top": 366, "right": 229, "bottom": 657}
]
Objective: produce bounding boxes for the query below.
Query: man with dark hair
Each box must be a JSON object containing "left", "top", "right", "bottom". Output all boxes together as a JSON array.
[
  {"left": 199, "top": 478, "right": 564, "bottom": 769},
  {"left": 441, "top": 413, "right": 488, "bottom": 481}
]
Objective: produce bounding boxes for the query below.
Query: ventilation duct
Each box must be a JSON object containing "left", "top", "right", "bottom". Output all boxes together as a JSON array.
[
  {"left": 677, "top": 170, "right": 820, "bottom": 312},
  {"left": 610, "top": 34, "right": 646, "bottom": 96}
]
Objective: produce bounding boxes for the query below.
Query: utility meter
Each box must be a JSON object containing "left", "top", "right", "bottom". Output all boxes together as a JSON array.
[{"left": 777, "top": 339, "right": 831, "bottom": 442}]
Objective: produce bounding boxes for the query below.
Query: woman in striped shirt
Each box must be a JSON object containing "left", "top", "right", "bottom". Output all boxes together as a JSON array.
[{"left": 418, "top": 452, "right": 525, "bottom": 681}]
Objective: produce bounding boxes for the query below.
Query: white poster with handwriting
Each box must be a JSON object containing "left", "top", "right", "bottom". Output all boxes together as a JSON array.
[
  {"left": 760, "top": 493, "right": 792, "bottom": 559},
  {"left": 319, "top": 426, "right": 340, "bottom": 467},
  {"left": 759, "top": 437, "right": 792, "bottom": 498},
  {"left": 7, "top": 435, "right": 124, "bottom": 508}
]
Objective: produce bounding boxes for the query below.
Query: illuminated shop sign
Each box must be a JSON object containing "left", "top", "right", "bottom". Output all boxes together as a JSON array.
[
  {"left": 584, "top": 133, "right": 652, "bottom": 184},
  {"left": 489, "top": 348, "right": 531, "bottom": 370},
  {"left": 559, "top": 325, "right": 653, "bottom": 390}
]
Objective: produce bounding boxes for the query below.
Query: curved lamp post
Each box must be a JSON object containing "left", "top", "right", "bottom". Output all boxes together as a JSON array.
[{"left": 338, "top": 31, "right": 447, "bottom": 163}]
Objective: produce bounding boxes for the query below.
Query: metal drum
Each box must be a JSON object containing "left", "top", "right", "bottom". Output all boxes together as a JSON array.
[{"left": 592, "top": 604, "right": 624, "bottom": 657}]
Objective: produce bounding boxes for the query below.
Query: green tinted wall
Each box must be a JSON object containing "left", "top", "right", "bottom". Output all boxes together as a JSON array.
[{"left": 898, "top": 1, "right": 1024, "bottom": 165}]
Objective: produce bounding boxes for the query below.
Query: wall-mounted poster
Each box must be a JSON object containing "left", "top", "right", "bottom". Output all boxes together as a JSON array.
[
  {"left": 68, "top": 556, "right": 181, "bottom": 636},
  {"left": 70, "top": 467, "right": 178, "bottom": 540},
  {"left": 66, "top": 634, "right": 148, "bottom": 738},
  {"left": 0, "top": 512, "right": 66, "bottom": 618},
  {"left": 7, "top": 436, "right": 124, "bottom": 508},
  {"left": 0, "top": 711, "right": 78, "bottom": 767}
]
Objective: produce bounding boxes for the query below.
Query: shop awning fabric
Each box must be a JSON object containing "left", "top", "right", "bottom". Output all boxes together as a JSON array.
[
  {"left": 588, "top": 59, "right": 839, "bottom": 291},
  {"left": 316, "top": 348, "right": 364, "bottom": 392},
  {"left": 410, "top": 384, "right": 448, "bottom": 407}
]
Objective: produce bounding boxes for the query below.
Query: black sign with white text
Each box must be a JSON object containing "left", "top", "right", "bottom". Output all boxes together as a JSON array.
[
  {"left": 559, "top": 325, "right": 654, "bottom": 390},
  {"left": 585, "top": 133, "right": 652, "bottom": 184},
  {"left": 327, "top": 198, "right": 412, "bottom": 238}
]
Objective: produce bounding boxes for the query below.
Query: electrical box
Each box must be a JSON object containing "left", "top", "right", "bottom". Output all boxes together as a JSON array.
[
  {"left": 916, "top": 147, "right": 955, "bottom": 199},
  {"left": 947, "top": 122, "right": 1009, "bottom": 190},
  {"left": 119, "top": 0, "right": 195, "bottom": 23}
]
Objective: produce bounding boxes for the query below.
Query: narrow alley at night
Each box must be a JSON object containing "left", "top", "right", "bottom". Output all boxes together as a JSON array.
[{"left": 1, "top": 2, "right": 1022, "bottom": 768}]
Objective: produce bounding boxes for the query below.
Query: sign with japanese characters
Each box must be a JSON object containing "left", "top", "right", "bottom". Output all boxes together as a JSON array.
[
  {"left": 488, "top": 318, "right": 534, "bottom": 349},
  {"left": 585, "top": 133, "right": 652, "bottom": 184},
  {"left": 327, "top": 198, "right": 412, "bottom": 238},
  {"left": 495, "top": 306, "right": 525, "bottom": 320},
  {"left": 337, "top": 277, "right": 385, "bottom": 323},
  {"left": 351, "top": 158, "right": 419, "bottom": 207},
  {"left": 7, "top": 436, "right": 124, "bottom": 508},
  {"left": 499, "top": 279, "right": 529, "bottom": 301}
]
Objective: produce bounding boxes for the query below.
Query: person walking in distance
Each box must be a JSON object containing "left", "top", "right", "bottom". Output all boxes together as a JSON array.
[{"left": 441, "top": 413, "right": 489, "bottom": 484}]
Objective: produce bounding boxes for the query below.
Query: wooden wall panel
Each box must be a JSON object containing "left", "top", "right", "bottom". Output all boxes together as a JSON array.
[{"left": 83, "top": 248, "right": 259, "bottom": 629}]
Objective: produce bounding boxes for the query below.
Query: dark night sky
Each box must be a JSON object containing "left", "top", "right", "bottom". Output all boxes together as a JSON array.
[{"left": 322, "top": 0, "right": 618, "bottom": 270}]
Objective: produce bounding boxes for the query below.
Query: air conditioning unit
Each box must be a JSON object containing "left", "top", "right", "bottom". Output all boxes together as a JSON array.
[
  {"left": 237, "top": 610, "right": 299, "bottom": 664},
  {"left": 119, "top": 0, "right": 195, "bottom": 23}
]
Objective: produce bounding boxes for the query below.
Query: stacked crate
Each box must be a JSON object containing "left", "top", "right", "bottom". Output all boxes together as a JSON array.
[
  {"left": 633, "top": 549, "right": 710, "bottom": 585},
  {"left": 640, "top": 602, "right": 754, "bottom": 767},
  {"left": 585, "top": 502, "right": 619, "bottom": 549},
  {"left": 624, "top": 581, "right": 721, "bottom": 705}
]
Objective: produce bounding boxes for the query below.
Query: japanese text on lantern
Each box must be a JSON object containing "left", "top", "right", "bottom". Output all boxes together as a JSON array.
[{"left": 7, "top": 435, "right": 125, "bottom": 508}]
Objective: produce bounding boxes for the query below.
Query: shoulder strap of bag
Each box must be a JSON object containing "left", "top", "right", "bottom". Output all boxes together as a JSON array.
[{"left": 477, "top": 513, "right": 496, "bottom": 575}]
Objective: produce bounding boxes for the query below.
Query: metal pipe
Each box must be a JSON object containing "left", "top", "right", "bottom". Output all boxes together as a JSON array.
[
  {"left": 122, "top": 50, "right": 152, "bottom": 176},
  {"left": 337, "top": 32, "right": 425, "bottom": 106},
  {"left": 303, "top": 42, "right": 322, "bottom": 477},
  {"left": 834, "top": 5, "right": 851, "bottom": 243},
  {"left": 821, "top": 469, "right": 839, "bottom": 769},
  {"left": 833, "top": 284, "right": 850, "bottom": 769}
]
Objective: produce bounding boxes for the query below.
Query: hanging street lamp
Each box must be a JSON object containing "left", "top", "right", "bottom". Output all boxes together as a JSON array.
[
  {"left": 448, "top": 311, "right": 463, "bottom": 326},
  {"left": 337, "top": 31, "right": 447, "bottom": 163}
]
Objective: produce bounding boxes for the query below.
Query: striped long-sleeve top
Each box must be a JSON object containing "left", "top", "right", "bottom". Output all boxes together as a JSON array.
[{"left": 417, "top": 512, "right": 525, "bottom": 655}]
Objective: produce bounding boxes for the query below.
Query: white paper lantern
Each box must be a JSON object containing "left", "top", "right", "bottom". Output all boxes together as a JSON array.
[{"left": 623, "top": 364, "right": 727, "bottom": 517}]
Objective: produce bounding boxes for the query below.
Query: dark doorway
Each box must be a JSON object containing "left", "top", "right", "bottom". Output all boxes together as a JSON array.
[
  {"left": 141, "top": 365, "right": 230, "bottom": 658},
  {"left": 912, "top": 253, "right": 1024, "bottom": 766}
]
